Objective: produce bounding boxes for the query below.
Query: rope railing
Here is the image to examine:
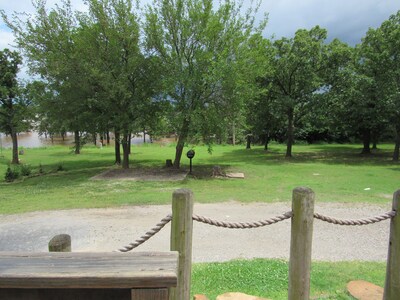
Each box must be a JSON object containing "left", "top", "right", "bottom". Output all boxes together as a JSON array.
[
  {"left": 314, "top": 210, "right": 396, "bottom": 226},
  {"left": 117, "top": 209, "right": 396, "bottom": 252},
  {"left": 116, "top": 189, "right": 400, "bottom": 299},
  {"left": 118, "top": 214, "right": 172, "bottom": 252},
  {"left": 192, "top": 211, "right": 293, "bottom": 229}
]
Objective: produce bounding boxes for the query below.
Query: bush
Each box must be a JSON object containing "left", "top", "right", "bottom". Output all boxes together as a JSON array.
[
  {"left": 4, "top": 166, "right": 20, "bottom": 182},
  {"left": 20, "top": 164, "right": 32, "bottom": 176},
  {"left": 38, "top": 163, "right": 44, "bottom": 174},
  {"left": 57, "top": 163, "right": 65, "bottom": 171}
]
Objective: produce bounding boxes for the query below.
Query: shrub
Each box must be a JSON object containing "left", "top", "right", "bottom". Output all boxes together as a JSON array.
[
  {"left": 4, "top": 166, "right": 19, "bottom": 182},
  {"left": 38, "top": 163, "right": 44, "bottom": 174},
  {"left": 20, "top": 164, "right": 32, "bottom": 176},
  {"left": 57, "top": 163, "right": 65, "bottom": 171}
]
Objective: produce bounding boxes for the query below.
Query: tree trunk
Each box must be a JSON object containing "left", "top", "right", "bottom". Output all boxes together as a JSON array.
[
  {"left": 122, "top": 133, "right": 130, "bottom": 169},
  {"left": 143, "top": 128, "right": 146, "bottom": 143},
  {"left": 246, "top": 134, "right": 251, "bottom": 149},
  {"left": 93, "top": 132, "right": 97, "bottom": 146},
  {"left": 264, "top": 133, "right": 269, "bottom": 151},
  {"left": 372, "top": 130, "right": 379, "bottom": 150},
  {"left": 128, "top": 133, "right": 131, "bottom": 155},
  {"left": 106, "top": 131, "right": 110, "bottom": 145},
  {"left": 173, "top": 119, "right": 190, "bottom": 169},
  {"left": 74, "top": 130, "right": 80, "bottom": 154},
  {"left": 393, "top": 126, "right": 400, "bottom": 161},
  {"left": 114, "top": 130, "right": 121, "bottom": 165},
  {"left": 232, "top": 122, "right": 236, "bottom": 146},
  {"left": 361, "top": 129, "right": 371, "bottom": 155},
  {"left": 11, "top": 128, "right": 19, "bottom": 164},
  {"left": 286, "top": 109, "right": 294, "bottom": 158}
]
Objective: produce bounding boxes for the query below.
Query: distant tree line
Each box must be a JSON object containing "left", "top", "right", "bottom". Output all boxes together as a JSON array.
[{"left": 0, "top": 0, "right": 399, "bottom": 167}]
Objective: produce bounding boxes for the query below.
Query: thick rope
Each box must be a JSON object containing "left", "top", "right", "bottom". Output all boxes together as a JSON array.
[
  {"left": 118, "top": 214, "right": 172, "bottom": 252},
  {"left": 314, "top": 210, "right": 396, "bottom": 226},
  {"left": 192, "top": 211, "right": 293, "bottom": 229},
  {"left": 117, "top": 209, "right": 397, "bottom": 252}
]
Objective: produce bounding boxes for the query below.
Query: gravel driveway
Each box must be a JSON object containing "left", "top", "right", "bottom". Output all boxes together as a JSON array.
[{"left": 0, "top": 201, "right": 393, "bottom": 262}]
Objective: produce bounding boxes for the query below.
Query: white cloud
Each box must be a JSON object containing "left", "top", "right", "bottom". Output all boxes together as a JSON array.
[{"left": 0, "top": 30, "right": 16, "bottom": 50}]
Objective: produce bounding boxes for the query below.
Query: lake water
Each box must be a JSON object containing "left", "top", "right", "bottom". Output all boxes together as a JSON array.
[{"left": 0, "top": 132, "right": 151, "bottom": 149}]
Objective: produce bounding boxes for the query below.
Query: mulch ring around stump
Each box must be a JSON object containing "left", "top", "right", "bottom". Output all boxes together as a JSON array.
[{"left": 91, "top": 167, "right": 187, "bottom": 181}]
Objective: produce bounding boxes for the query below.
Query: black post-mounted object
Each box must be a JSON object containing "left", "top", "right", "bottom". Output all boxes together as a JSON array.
[{"left": 186, "top": 150, "right": 195, "bottom": 174}]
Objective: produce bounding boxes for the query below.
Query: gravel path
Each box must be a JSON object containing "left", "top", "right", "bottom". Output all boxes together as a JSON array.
[{"left": 0, "top": 202, "right": 393, "bottom": 262}]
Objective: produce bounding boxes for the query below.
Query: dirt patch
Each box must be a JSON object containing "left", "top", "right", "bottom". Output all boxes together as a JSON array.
[{"left": 91, "top": 167, "right": 187, "bottom": 181}]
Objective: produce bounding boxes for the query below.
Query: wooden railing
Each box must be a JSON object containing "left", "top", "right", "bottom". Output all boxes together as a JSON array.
[
  {"left": 169, "top": 188, "right": 400, "bottom": 300},
  {"left": 0, "top": 251, "right": 178, "bottom": 300}
]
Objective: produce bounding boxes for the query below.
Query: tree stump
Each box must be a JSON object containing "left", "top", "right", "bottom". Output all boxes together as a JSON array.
[{"left": 166, "top": 159, "right": 173, "bottom": 168}]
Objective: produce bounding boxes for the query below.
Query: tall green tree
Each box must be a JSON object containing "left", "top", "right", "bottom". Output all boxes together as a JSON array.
[
  {"left": 371, "top": 11, "right": 400, "bottom": 160},
  {"left": 0, "top": 49, "right": 27, "bottom": 164},
  {"left": 262, "top": 26, "right": 328, "bottom": 157},
  {"left": 79, "top": 0, "right": 163, "bottom": 169},
  {"left": 2, "top": 0, "right": 94, "bottom": 154},
  {"left": 145, "top": 0, "right": 266, "bottom": 167}
]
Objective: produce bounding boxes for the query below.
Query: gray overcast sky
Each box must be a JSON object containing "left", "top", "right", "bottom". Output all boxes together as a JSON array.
[{"left": 1, "top": 0, "right": 400, "bottom": 50}]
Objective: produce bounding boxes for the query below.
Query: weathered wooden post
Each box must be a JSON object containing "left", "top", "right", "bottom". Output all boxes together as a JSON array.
[
  {"left": 384, "top": 189, "right": 400, "bottom": 300},
  {"left": 169, "top": 189, "right": 193, "bottom": 300},
  {"left": 48, "top": 234, "right": 71, "bottom": 252},
  {"left": 288, "top": 187, "right": 315, "bottom": 300}
]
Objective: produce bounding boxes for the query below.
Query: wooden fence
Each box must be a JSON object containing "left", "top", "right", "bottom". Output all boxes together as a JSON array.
[
  {"left": 169, "top": 187, "right": 399, "bottom": 300},
  {"left": 0, "top": 188, "right": 398, "bottom": 300}
]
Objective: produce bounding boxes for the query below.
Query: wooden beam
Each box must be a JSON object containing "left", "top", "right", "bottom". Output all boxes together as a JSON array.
[{"left": 0, "top": 252, "right": 178, "bottom": 289}]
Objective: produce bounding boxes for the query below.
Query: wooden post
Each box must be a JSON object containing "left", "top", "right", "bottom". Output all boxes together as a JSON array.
[
  {"left": 169, "top": 189, "right": 193, "bottom": 300},
  {"left": 288, "top": 187, "right": 315, "bottom": 300},
  {"left": 48, "top": 234, "right": 71, "bottom": 252},
  {"left": 384, "top": 190, "right": 400, "bottom": 300}
]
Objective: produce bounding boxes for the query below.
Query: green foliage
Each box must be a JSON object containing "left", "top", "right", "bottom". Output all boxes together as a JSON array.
[
  {"left": 0, "top": 48, "right": 32, "bottom": 164},
  {"left": 56, "top": 162, "right": 65, "bottom": 172},
  {"left": 255, "top": 26, "right": 332, "bottom": 157},
  {"left": 38, "top": 163, "right": 44, "bottom": 174},
  {"left": 145, "top": 0, "right": 267, "bottom": 167},
  {"left": 20, "top": 164, "right": 31, "bottom": 176},
  {"left": 4, "top": 166, "right": 19, "bottom": 182}
]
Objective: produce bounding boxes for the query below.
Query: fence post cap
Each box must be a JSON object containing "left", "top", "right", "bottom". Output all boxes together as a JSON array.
[{"left": 173, "top": 189, "right": 193, "bottom": 196}]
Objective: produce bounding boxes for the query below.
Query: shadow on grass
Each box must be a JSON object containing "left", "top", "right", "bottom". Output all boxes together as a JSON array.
[
  {"left": 218, "top": 146, "right": 398, "bottom": 167},
  {"left": 185, "top": 164, "right": 233, "bottom": 180}
]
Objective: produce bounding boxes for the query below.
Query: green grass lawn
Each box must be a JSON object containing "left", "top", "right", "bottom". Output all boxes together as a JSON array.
[
  {"left": 192, "top": 259, "right": 386, "bottom": 300},
  {"left": 0, "top": 142, "right": 399, "bottom": 214},
  {"left": 0, "top": 142, "right": 395, "bottom": 299}
]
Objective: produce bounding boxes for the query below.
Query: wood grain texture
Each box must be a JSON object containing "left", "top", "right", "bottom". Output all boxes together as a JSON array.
[
  {"left": 384, "top": 190, "right": 400, "bottom": 300},
  {"left": 0, "top": 252, "right": 178, "bottom": 289},
  {"left": 288, "top": 187, "right": 315, "bottom": 300},
  {"left": 169, "top": 189, "right": 193, "bottom": 300}
]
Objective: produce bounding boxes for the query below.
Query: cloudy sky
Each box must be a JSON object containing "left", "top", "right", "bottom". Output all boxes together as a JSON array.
[{"left": 1, "top": 0, "right": 400, "bottom": 51}]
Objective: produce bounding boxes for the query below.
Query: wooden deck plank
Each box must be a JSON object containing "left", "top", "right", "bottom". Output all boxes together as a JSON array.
[{"left": 0, "top": 252, "right": 178, "bottom": 289}]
